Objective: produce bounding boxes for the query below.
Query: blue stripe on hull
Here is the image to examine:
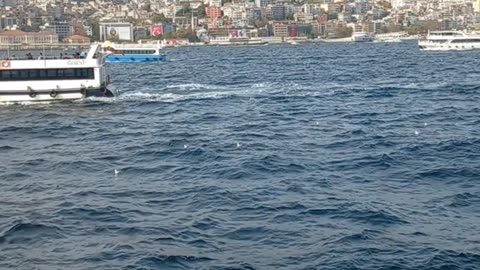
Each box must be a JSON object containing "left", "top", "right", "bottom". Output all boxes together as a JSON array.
[{"left": 105, "top": 54, "right": 167, "bottom": 63}]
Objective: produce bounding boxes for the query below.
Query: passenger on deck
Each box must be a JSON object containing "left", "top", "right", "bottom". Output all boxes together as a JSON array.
[
  {"left": 38, "top": 53, "right": 43, "bottom": 60},
  {"left": 60, "top": 53, "right": 64, "bottom": 59},
  {"left": 27, "top": 53, "right": 33, "bottom": 60},
  {"left": 80, "top": 51, "right": 87, "bottom": 58}
]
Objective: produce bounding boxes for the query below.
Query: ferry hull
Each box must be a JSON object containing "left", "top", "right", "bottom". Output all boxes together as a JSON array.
[
  {"left": 105, "top": 54, "right": 167, "bottom": 63},
  {"left": 418, "top": 44, "right": 480, "bottom": 51},
  {"left": 209, "top": 41, "right": 268, "bottom": 46},
  {"left": 0, "top": 86, "right": 115, "bottom": 103},
  {"left": 418, "top": 31, "right": 480, "bottom": 51}
]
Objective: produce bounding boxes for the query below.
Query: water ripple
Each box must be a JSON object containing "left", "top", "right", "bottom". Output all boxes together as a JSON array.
[{"left": 1, "top": 42, "right": 480, "bottom": 269}]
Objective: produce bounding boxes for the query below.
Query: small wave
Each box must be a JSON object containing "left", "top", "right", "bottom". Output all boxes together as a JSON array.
[
  {"left": 448, "top": 192, "right": 480, "bottom": 208},
  {"left": 136, "top": 254, "right": 214, "bottom": 269},
  {"left": 0, "top": 222, "right": 64, "bottom": 245},
  {"left": 223, "top": 227, "right": 271, "bottom": 241},
  {"left": 431, "top": 192, "right": 480, "bottom": 208},
  {"left": 417, "top": 167, "right": 479, "bottom": 180},
  {"left": 325, "top": 229, "right": 382, "bottom": 245},
  {"left": 56, "top": 206, "right": 129, "bottom": 223},
  {"left": 302, "top": 207, "right": 407, "bottom": 226},
  {"left": 421, "top": 250, "right": 480, "bottom": 269},
  {"left": 0, "top": 145, "right": 17, "bottom": 151}
]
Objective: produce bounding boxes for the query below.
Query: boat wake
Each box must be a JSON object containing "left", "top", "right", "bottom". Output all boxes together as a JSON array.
[
  {"left": 81, "top": 79, "right": 480, "bottom": 104},
  {"left": 100, "top": 82, "right": 339, "bottom": 103}
]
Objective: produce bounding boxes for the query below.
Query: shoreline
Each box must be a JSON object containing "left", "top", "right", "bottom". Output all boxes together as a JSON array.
[{"left": 0, "top": 36, "right": 418, "bottom": 51}]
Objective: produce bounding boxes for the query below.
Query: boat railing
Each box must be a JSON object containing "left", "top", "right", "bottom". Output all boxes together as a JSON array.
[
  {"left": 108, "top": 43, "right": 162, "bottom": 49},
  {"left": 0, "top": 53, "right": 92, "bottom": 60}
]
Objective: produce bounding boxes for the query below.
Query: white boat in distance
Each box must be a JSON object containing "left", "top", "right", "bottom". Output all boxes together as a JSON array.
[
  {"left": 418, "top": 31, "right": 480, "bottom": 51},
  {"left": 208, "top": 36, "right": 267, "bottom": 46},
  {"left": 0, "top": 44, "right": 115, "bottom": 103},
  {"left": 102, "top": 41, "right": 167, "bottom": 63},
  {"left": 351, "top": 32, "right": 375, "bottom": 42}
]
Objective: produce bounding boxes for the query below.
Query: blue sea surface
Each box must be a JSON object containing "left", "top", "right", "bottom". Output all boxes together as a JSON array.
[{"left": 1, "top": 41, "right": 480, "bottom": 269}]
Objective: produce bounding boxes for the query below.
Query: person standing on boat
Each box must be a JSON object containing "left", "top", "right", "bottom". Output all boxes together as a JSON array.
[
  {"left": 80, "top": 51, "right": 86, "bottom": 59},
  {"left": 38, "top": 53, "right": 43, "bottom": 60}
]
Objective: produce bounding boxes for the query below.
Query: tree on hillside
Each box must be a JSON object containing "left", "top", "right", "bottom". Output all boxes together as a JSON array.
[
  {"left": 334, "top": 25, "right": 353, "bottom": 38},
  {"left": 153, "top": 13, "right": 171, "bottom": 23},
  {"left": 254, "top": 19, "right": 268, "bottom": 28}
]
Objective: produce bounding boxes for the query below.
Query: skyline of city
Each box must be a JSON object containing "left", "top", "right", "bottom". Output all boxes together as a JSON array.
[{"left": 2, "top": 0, "right": 480, "bottom": 44}]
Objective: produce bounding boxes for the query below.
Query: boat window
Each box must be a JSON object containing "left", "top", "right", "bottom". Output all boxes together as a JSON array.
[
  {"left": 0, "top": 68, "right": 95, "bottom": 81},
  {"left": 64, "top": 69, "right": 75, "bottom": 78},
  {"left": 47, "top": 69, "right": 57, "bottom": 78},
  {"left": 1, "top": 70, "right": 10, "bottom": 79},
  {"left": 451, "top": 39, "right": 480, "bottom": 43},
  {"left": 39, "top": 70, "right": 47, "bottom": 77},
  {"left": 19, "top": 70, "right": 29, "bottom": 79},
  {"left": 115, "top": 49, "right": 155, "bottom": 54}
]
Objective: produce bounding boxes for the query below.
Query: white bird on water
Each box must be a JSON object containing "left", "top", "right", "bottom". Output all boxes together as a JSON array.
[
  {"left": 114, "top": 169, "right": 120, "bottom": 176},
  {"left": 236, "top": 142, "right": 241, "bottom": 148},
  {"left": 414, "top": 130, "right": 419, "bottom": 136}
]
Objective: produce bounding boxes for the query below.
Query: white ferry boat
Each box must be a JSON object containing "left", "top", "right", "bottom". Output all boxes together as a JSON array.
[
  {"left": 418, "top": 31, "right": 480, "bottom": 51},
  {"left": 0, "top": 44, "right": 115, "bottom": 103},
  {"left": 352, "top": 32, "right": 375, "bottom": 42},
  {"left": 208, "top": 36, "right": 267, "bottom": 46},
  {"left": 102, "top": 41, "right": 166, "bottom": 63}
]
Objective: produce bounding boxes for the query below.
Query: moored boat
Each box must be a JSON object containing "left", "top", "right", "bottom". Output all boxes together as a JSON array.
[
  {"left": 0, "top": 44, "right": 115, "bottom": 103},
  {"left": 208, "top": 36, "right": 268, "bottom": 46},
  {"left": 351, "top": 32, "right": 375, "bottom": 42},
  {"left": 418, "top": 30, "right": 480, "bottom": 51}
]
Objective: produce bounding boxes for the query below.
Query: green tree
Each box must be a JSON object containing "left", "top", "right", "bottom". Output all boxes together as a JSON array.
[
  {"left": 91, "top": 22, "right": 100, "bottom": 41},
  {"left": 254, "top": 19, "right": 268, "bottom": 28},
  {"left": 176, "top": 4, "right": 207, "bottom": 19},
  {"left": 328, "top": 13, "right": 338, "bottom": 20},
  {"left": 142, "top": 3, "right": 151, "bottom": 12},
  {"left": 152, "top": 13, "right": 170, "bottom": 23},
  {"left": 334, "top": 25, "right": 353, "bottom": 38}
]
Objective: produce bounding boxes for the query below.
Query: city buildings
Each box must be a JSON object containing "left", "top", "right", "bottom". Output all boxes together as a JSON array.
[
  {"left": 0, "top": 0, "right": 480, "bottom": 43},
  {"left": 0, "top": 30, "right": 58, "bottom": 44}
]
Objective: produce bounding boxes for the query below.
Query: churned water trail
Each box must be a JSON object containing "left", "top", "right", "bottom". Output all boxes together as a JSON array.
[{"left": 1, "top": 42, "right": 480, "bottom": 269}]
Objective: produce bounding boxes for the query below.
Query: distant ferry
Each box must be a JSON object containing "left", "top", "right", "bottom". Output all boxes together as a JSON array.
[
  {"left": 103, "top": 41, "right": 167, "bottom": 63},
  {"left": 351, "top": 32, "right": 375, "bottom": 42},
  {"left": 208, "top": 36, "right": 267, "bottom": 46},
  {"left": 0, "top": 44, "right": 115, "bottom": 103},
  {"left": 418, "top": 31, "right": 480, "bottom": 51}
]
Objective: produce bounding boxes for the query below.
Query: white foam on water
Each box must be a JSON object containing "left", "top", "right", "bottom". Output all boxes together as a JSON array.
[{"left": 97, "top": 81, "right": 345, "bottom": 104}]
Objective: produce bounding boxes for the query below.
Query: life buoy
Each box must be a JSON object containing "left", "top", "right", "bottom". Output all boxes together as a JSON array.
[
  {"left": 1, "top": 60, "right": 10, "bottom": 68},
  {"left": 50, "top": 90, "right": 58, "bottom": 98}
]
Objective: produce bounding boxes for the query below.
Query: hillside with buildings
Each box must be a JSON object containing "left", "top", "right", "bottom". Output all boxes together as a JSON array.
[{"left": 1, "top": 0, "right": 480, "bottom": 44}]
